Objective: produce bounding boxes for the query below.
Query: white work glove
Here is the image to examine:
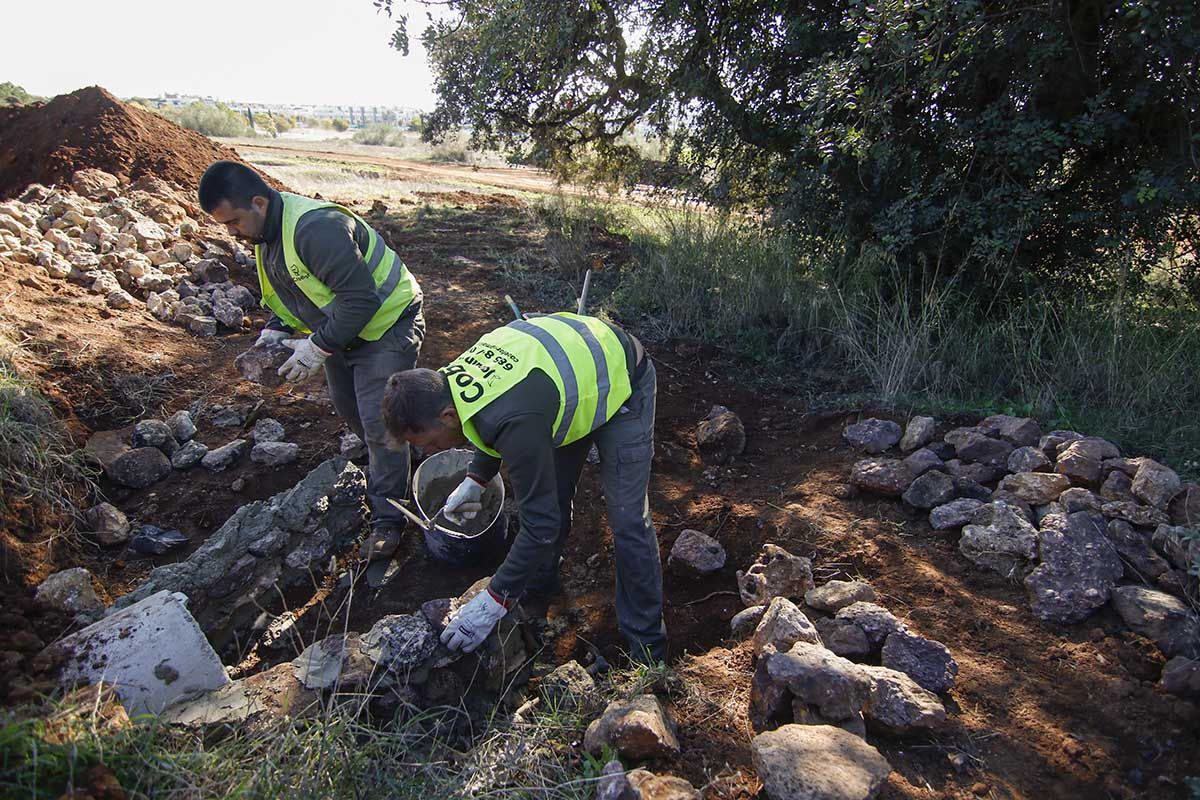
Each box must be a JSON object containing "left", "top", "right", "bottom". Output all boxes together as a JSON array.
[
  {"left": 277, "top": 337, "right": 330, "bottom": 383},
  {"left": 255, "top": 328, "right": 290, "bottom": 347},
  {"left": 443, "top": 475, "right": 486, "bottom": 524},
  {"left": 441, "top": 587, "right": 509, "bottom": 653}
]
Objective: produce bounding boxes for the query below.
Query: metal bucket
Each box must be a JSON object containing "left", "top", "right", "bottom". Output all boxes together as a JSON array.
[{"left": 412, "top": 448, "right": 508, "bottom": 563}]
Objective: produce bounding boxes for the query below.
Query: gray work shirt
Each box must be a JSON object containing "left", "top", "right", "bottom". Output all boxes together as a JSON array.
[{"left": 258, "top": 189, "right": 422, "bottom": 352}]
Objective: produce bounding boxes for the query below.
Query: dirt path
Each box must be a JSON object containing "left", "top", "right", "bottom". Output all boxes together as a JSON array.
[{"left": 3, "top": 189, "right": 1197, "bottom": 799}]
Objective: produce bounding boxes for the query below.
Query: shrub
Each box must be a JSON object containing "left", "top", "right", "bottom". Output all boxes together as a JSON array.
[
  {"left": 352, "top": 124, "right": 405, "bottom": 147},
  {"left": 331, "top": 118, "right": 350, "bottom": 132},
  {"left": 159, "top": 102, "right": 255, "bottom": 137}
]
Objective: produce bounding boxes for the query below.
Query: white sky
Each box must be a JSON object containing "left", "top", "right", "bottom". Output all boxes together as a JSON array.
[{"left": 0, "top": 0, "right": 438, "bottom": 108}]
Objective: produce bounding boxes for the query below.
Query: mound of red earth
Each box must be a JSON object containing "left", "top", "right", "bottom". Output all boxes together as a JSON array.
[{"left": 0, "top": 86, "right": 276, "bottom": 200}]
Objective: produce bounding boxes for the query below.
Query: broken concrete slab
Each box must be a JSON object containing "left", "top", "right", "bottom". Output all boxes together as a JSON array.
[{"left": 54, "top": 590, "right": 229, "bottom": 716}]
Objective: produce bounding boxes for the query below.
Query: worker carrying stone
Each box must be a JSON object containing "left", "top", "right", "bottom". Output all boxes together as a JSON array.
[
  {"left": 381, "top": 312, "right": 667, "bottom": 664},
  {"left": 198, "top": 160, "right": 424, "bottom": 561}
]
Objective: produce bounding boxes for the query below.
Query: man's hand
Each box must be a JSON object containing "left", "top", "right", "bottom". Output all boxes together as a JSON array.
[
  {"left": 255, "top": 328, "right": 290, "bottom": 347},
  {"left": 277, "top": 337, "right": 330, "bottom": 382},
  {"left": 441, "top": 586, "right": 509, "bottom": 653},
  {"left": 443, "top": 475, "right": 486, "bottom": 524}
]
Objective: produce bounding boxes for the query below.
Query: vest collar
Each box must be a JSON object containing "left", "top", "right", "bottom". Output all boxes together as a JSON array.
[{"left": 261, "top": 189, "right": 284, "bottom": 244}]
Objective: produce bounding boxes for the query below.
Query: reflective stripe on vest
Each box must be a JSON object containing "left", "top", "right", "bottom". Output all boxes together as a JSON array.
[
  {"left": 441, "top": 313, "right": 633, "bottom": 457},
  {"left": 253, "top": 192, "right": 418, "bottom": 341}
]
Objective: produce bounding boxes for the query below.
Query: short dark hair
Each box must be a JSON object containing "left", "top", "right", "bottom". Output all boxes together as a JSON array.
[
  {"left": 198, "top": 160, "right": 271, "bottom": 212},
  {"left": 382, "top": 369, "right": 453, "bottom": 440}
]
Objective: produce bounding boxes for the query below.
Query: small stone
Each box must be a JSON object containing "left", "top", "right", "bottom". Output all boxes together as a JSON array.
[
  {"left": 251, "top": 418, "right": 286, "bottom": 443},
  {"left": 1131, "top": 459, "right": 1181, "bottom": 510},
  {"left": 84, "top": 502, "right": 130, "bottom": 546},
  {"left": 213, "top": 299, "right": 245, "bottom": 330},
  {"left": 900, "top": 416, "right": 937, "bottom": 452},
  {"left": 1008, "top": 446, "right": 1051, "bottom": 474},
  {"left": 107, "top": 447, "right": 172, "bottom": 489},
  {"left": 751, "top": 724, "right": 891, "bottom": 800},
  {"left": 584, "top": 694, "right": 680, "bottom": 759},
  {"left": 667, "top": 529, "right": 726, "bottom": 577},
  {"left": 997, "top": 472, "right": 1072, "bottom": 505},
  {"left": 1159, "top": 657, "right": 1200, "bottom": 699},
  {"left": 929, "top": 499, "right": 984, "bottom": 530},
  {"left": 960, "top": 501, "right": 1039, "bottom": 578},
  {"left": 843, "top": 418, "right": 902, "bottom": 454},
  {"left": 251, "top": 441, "right": 299, "bottom": 467},
  {"left": 201, "top": 439, "right": 248, "bottom": 471},
  {"left": 696, "top": 405, "right": 745, "bottom": 465},
  {"left": 861, "top": 665, "right": 946, "bottom": 734},
  {"left": 165, "top": 410, "right": 197, "bottom": 442},
  {"left": 231, "top": 478, "right": 246, "bottom": 492},
  {"left": 36, "top": 568, "right": 104, "bottom": 620},
  {"left": 106, "top": 288, "right": 136, "bottom": 309},
  {"left": 130, "top": 525, "right": 189, "bottom": 555},
  {"left": 234, "top": 344, "right": 291, "bottom": 387},
  {"left": 835, "top": 602, "right": 906, "bottom": 649},
  {"left": 901, "top": 447, "right": 943, "bottom": 478},
  {"left": 955, "top": 431, "right": 1015, "bottom": 469},
  {"left": 539, "top": 660, "right": 598, "bottom": 711},
  {"left": 881, "top": 630, "right": 958, "bottom": 693},
  {"left": 753, "top": 597, "right": 822, "bottom": 656},
  {"left": 192, "top": 258, "right": 229, "bottom": 284},
  {"left": 171, "top": 440, "right": 208, "bottom": 469},
  {"left": 1110, "top": 586, "right": 1200, "bottom": 659},
  {"left": 595, "top": 761, "right": 637, "bottom": 800},
  {"left": 805, "top": 580, "right": 877, "bottom": 613},
  {"left": 731, "top": 605, "right": 767, "bottom": 639},
  {"left": 737, "top": 544, "right": 814, "bottom": 606},
  {"left": 132, "top": 419, "right": 177, "bottom": 453},
  {"left": 340, "top": 431, "right": 367, "bottom": 460},
  {"left": 902, "top": 470, "right": 957, "bottom": 509},
  {"left": 849, "top": 458, "right": 912, "bottom": 496},
  {"left": 179, "top": 312, "right": 218, "bottom": 337},
  {"left": 977, "top": 414, "right": 1042, "bottom": 447},
  {"left": 814, "top": 618, "right": 873, "bottom": 658},
  {"left": 626, "top": 770, "right": 700, "bottom": 800}
]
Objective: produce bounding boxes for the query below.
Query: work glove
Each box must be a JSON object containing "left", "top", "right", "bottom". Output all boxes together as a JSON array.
[
  {"left": 441, "top": 586, "right": 509, "bottom": 653},
  {"left": 443, "top": 475, "right": 486, "bottom": 524},
  {"left": 277, "top": 337, "right": 330, "bottom": 383},
  {"left": 255, "top": 328, "right": 290, "bottom": 347}
]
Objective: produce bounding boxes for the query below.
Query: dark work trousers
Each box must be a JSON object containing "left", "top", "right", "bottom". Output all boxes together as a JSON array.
[
  {"left": 323, "top": 302, "right": 425, "bottom": 531},
  {"left": 542, "top": 360, "right": 667, "bottom": 663}
]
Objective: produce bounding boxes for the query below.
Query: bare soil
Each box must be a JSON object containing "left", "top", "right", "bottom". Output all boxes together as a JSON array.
[{"left": 1, "top": 179, "right": 1197, "bottom": 799}]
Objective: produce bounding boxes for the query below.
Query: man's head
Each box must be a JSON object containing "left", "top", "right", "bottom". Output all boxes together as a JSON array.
[
  {"left": 382, "top": 368, "right": 467, "bottom": 452},
  {"left": 198, "top": 160, "right": 273, "bottom": 243}
]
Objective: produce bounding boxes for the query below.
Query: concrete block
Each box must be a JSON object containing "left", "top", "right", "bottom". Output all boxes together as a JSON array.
[{"left": 55, "top": 590, "right": 229, "bottom": 715}]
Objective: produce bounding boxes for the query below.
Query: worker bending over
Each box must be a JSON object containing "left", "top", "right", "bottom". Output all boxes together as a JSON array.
[{"left": 381, "top": 312, "right": 667, "bottom": 664}]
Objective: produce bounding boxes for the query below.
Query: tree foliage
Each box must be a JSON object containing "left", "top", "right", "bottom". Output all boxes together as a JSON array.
[
  {"left": 159, "top": 102, "right": 256, "bottom": 138},
  {"left": 379, "top": 0, "right": 1199, "bottom": 298}
]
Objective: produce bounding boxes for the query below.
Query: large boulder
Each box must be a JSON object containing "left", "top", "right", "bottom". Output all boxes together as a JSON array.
[
  {"left": 834, "top": 602, "right": 907, "bottom": 649},
  {"left": 1024, "top": 512, "right": 1122, "bottom": 624},
  {"left": 901, "top": 447, "right": 944, "bottom": 479},
  {"left": 1055, "top": 438, "right": 1119, "bottom": 486},
  {"left": 814, "top": 618, "right": 872, "bottom": 659},
  {"left": 751, "top": 642, "right": 871, "bottom": 728},
  {"left": 849, "top": 458, "right": 912, "bottom": 497},
  {"left": 977, "top": 414, "right": 1042, "bottom": 447},
  {"left": 751, "top": 724, "right": 891, "bottom": 800},
  {"left": 113, "top": 458, "right": 366, "bottom": 651},
  {"left": 1110, "top": 586, "right": 1200, "bottom": 659},
  {"left": 843, "top": 418, "right": 902, "bottom": 454},
  {"left": 954, "top": 431, "right": 1014, "bottom": 469},
  {"left": 251, "top": 441, "right": 300, "bottom": 467},
  {"left": 959, "top": 501, "right": 1038, "bottom": 579},
  {"left": 696, "top": 405, "right": 745, "bottom": 465},
  {"left": 929, "top": 498, "right": 984, "bottom": 530},
  {"left": 880, "top": 630, "right": 958, "bottom": 693},
  {"left": 1008, "top": 446, "right": 1051, "bottom": 474},
  {"left": 753, "top": 597, "right": 822, "bottom": 657},
  {"left": 72, "top": 168, "right": 121, "bottom": 199},
  {"left": 584, "top": 694, "right": 680, "bottom": 760},
  {"left": 737, "top": 544, "right": 814, "bottom": 607},
  {"left": 1101, "top": 501, "right": 1169, "bottom": 528}
]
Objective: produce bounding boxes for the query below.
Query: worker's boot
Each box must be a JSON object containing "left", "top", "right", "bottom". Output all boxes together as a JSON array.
[{"left": 359, "top": 524, "right": 404, "bottom": 561}]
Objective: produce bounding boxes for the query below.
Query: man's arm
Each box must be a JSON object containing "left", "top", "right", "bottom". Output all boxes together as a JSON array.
[
  {"left": 293, "top": 210, "right": 382, "bottom": 352},
  {"left": 486, "top": 413, "right": 561, "bottom": 599}
]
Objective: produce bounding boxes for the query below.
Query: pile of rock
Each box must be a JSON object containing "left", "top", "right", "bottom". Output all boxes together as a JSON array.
[
  {"left": 846, "top": 413, "right": 1200, "bottom": 699},
  {"left": 85, "top": 410, "right": 301, "bottom": 495},
  {"left": 0, "top": 169, "right": 255, "bottom": 336}
]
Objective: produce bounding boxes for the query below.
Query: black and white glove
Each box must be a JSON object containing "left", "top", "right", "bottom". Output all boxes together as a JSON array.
[
  {"left": 443, "top": 475, "right": 486, "bottom": 524},
  {"left": 441, "top": 586, "right": 509, "bottom": 653},
  {"left": 255, "top": 328, "right": 290, "bottom": 347}
]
